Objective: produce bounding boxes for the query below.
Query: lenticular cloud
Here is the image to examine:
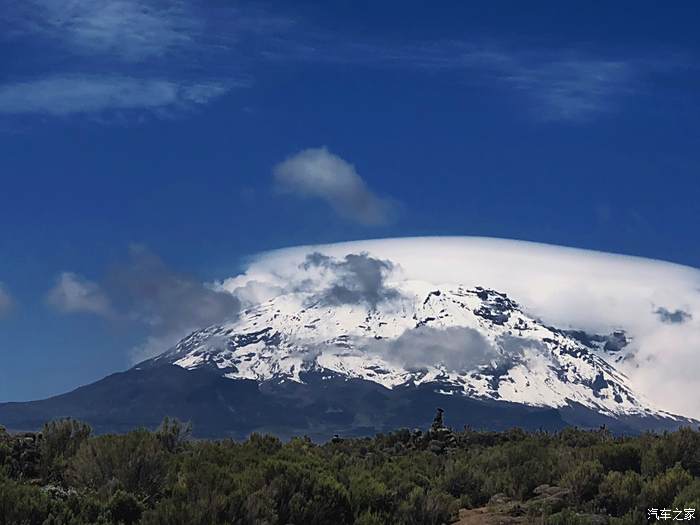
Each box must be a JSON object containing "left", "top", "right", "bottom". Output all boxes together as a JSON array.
[{"left": 219, "top": 236, "right": 700, "bottom": 419}]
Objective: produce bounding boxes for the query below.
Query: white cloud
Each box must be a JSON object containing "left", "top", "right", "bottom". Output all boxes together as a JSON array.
[
  {"left": 0, "top": 76, "right": 229, "bottom": 116},
  {"left": 273, "top": 147, "right": 396, "bottom": 225},
  {"left": 19, "top": 0, "right": 198, "bottom": 62},
  {"left": 504, "top": 59, "right": 634, "bottom": 121},
  {"left": 3, "top": 0, "right": 673, "bottom": 123},
  {"left": 46, "top": 272, "right": 113, "bottom": 316},
  {"left": 221, "top": 236, "right": 700, "bottom": 419},
  {"left": 1, "top": 0, "right": 236, "bottom": 119},
  {"left": 0, "top": 283, "right": 14, "bottom": 317}
]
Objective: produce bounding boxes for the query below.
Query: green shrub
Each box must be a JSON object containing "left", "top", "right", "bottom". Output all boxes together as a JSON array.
[
  {"left": 597, "top": 470, "right": 642, "bottom": 516},
  {"left": 672, "top": 479, "right": 700, "bottom": 515},
  {"left": 67, "top": 430, "right": 168, "bottom": 498},
  {"left": 596, "top": 442, "right": 641, "bottom": 473},
  {"left": 2, "top": 420, "right": 700, "bottom": 525},
  {"left": 560, "top": 459, "right": 603, "bottom": 504},
  {"left": 441, "top": 458, "right": 485, "bottom": 506},
  {"left": 41, "top": 418, "right": 92, "bottom": 482},
  {"left": 639, "top": 463, "right": 693, "bottom": 510},
  {"left": 354, "top": 511, "right": 385, "bottom": 525},
  {"left": 154, "top": 417, "right": 191, "bottom": 454},
  {"left": 107, "top": 490, "right": 142, "bottom": 524},
  {"left": 348, "top": 470, "right": 393, "bottom": 518},
  {"left": 395, "top": 487, "right": 457, "bottom": 525}
]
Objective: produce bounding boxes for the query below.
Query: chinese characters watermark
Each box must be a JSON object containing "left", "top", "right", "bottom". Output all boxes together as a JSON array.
[{"left": 648, "top": 508, "right": 696, "bottom": 521}]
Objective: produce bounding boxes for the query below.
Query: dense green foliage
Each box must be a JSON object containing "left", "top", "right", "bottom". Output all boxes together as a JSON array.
[{"left": 1, "top": 418, "right": 700, "bottom": 524}]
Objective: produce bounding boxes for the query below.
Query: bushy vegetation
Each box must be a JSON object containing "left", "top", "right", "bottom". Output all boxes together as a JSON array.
[{"left": 1, "top": 418, "right": 699, "bottom": 524}]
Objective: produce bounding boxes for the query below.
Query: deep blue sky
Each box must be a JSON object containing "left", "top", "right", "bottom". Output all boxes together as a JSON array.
[{"left": 1, "top": 1, "right": 699, "bottom": 401}]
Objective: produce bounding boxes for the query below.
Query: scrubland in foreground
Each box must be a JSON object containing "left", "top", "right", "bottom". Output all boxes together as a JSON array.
[{"left": 2, "top": 415, "right": 700, "bottom": 525}]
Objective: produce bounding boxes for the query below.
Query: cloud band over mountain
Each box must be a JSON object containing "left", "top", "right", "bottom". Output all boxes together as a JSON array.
[{"left": 219, "top": 236, "right": 700, "bottom": 419}]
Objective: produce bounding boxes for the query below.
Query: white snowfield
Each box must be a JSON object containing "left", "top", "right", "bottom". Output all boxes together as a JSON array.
[{"left": 150, "top": 279, "right": 674, "bottom": 420}]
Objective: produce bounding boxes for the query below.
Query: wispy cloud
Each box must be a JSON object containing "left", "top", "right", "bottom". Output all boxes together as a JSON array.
[
  {"left": 46, "top": 272, "right": 113, "bottom": 316},
  {"left": 274, "top": 147, "right": 397, "bottom": 225},
  {"left": 2, "top": 0, "right": 237, "bottom": 119},
  {"left": 0, "top": 283, "right": 14, "bottom": 318},
  {"left": 0, "top": 76, "right": 230, "bottom": 116},
  {"left": 503, "top": 59, "right": 634, "bottom": 121},
  {"left": 14, "top": 0, "right": 199, "bottom": 62},
  {"left": 2, "top": 1, "right": 681, "bottom": 122},
  {"left": 265, "top": 37, "right": 647, "bottom": 122}
]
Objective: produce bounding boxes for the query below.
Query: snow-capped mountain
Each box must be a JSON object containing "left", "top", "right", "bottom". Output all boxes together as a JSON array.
[
  {"left": 2, "top": 242, "right": 696, "bottom": 439},
  {"left": 140, "top": 280, "right": 672, "bottom": 421},
  {"left": 2, "top": 279, "right": 691, "bottom": 439}
]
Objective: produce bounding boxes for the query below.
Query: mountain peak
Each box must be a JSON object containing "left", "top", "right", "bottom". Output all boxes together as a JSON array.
[{"left": 140, "top": 281, "right": 671, "bottom": 421}]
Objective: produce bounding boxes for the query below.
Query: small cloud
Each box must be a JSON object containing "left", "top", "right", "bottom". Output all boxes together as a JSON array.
[
  {"left": 0, "top": 76, "right": 230, "bottom": 116},
  {"left": 300, "top": 252, "right": 399, "bottom": 307},
  {"left": 218, "top": 250, "right": 401, "bottom": 310},
  {"left": 46, "top": 272, "right": 113, "bottom": 316},
  {"left": 364, "top": 328, "right": 536, "bottom": 374},
  {"left": 365, "top": 326, "right": 499, "bottom": 372},
  {"left": 0, "top": 283, "right": 15, "bottom": 318},
  {"left": 224, "top": 279, "right": 285, "bottom": 308},
  {"left": 110, "top": 245, "right": 241, "bottom": 334},
  {"left": 273, "top": 147, "right": 397, "bottom": 225},
  {"left": 129, "top": 333, "right": 187, "bottom": 365},
  {"left": 112, "top": 245, "right": 241, "bottom": 364},
  {"left": 655, "top": 307, "right": 692, "bottom": 324}
]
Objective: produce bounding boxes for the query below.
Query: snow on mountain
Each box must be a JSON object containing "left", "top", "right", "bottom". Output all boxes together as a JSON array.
[
  {"left": 142, "top": 279, "right": 672, "bottom": 420},
  {"left": 229, "top": 237, "right": 700, "bottom": 420}
]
